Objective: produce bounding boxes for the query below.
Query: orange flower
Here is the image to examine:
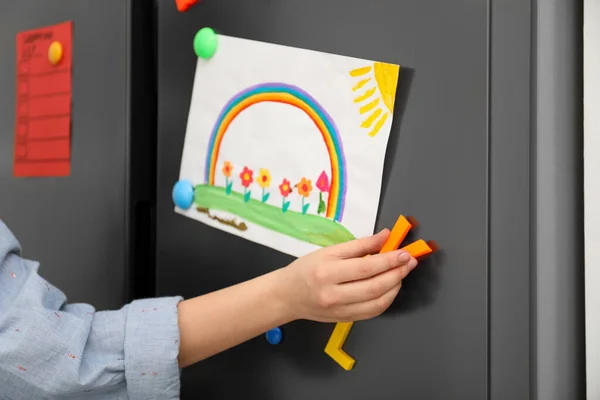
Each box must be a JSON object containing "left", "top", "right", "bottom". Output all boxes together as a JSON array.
[
  {"left": 296, "top": 177, "right": 312, "bottom": 198},
  {"left": 279, "top": 179, "right": 292, "bottom": 197},
  {"left": 240, "top": 166, "right": 253, "bottom": 188},
  {"left": 222, "top": 161, "right": 233, "bottom": 178}
]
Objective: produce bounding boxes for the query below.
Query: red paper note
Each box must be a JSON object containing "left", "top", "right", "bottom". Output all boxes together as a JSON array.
[{"left": 14, "top": 21, "right": 73, "bottom": 177}]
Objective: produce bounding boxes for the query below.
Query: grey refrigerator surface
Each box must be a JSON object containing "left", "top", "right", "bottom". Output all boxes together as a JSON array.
[
  {"left": 0, "top": 0, "right": 156, "bottom": 309},
  {"left": 0, "top": 1, "right": 584, "bottom": 399},
  {"left": 155, "top": 1, "right": 516, "bottom": 399}
]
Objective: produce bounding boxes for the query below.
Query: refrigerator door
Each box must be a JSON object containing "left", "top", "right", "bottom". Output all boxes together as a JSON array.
[
  {"left": 0, "top": 0, "right": 155, "bottom": 310},
  {"left": 155, "top": 1, "right": 493, "bottom": 399}
]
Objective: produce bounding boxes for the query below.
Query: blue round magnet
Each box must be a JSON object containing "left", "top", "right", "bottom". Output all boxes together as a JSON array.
[
  {"left": 172, "top": 180, "right": 195, "bottom": 209},
  {"left": 265, "top": 327, "right": 283, "bottom": 345}
]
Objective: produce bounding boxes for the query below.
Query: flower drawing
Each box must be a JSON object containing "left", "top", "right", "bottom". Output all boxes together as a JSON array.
[
  {"left": 316, "top": 171, "right": 330, "bottom": 215},
  {"left": 240, "top": 166, "right": 253, "bottom": 202},
  {"left": 240, "top": 167, "right": 253, "bottom": 187},
  {"left": 257, "top": 168, "right": 272, "bottom": 203},
  {"left": 295, "top": 177, "right": 312, "bottom": 215},
  {"left": 222, "top": 161, "right": 234, "bottom": 194},
  {"left": 279, "top": 178, "right": 292, "bottom": 212},
  {"left": 279, "top": 179, "right": 292, "bottom": 197},
  {"left": 296, "top": 177, "right": 312, "bottom": 197},
  {"left": 222, "top": 161, "right": 233, "bottom": 178},
  {"left": 316, "top": 171, "right": 330, "bottom": 193}
]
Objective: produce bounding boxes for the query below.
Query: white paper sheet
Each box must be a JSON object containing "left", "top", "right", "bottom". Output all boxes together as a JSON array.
[{"left": 175, "top": 35, "right": 400, "bottom": 257}]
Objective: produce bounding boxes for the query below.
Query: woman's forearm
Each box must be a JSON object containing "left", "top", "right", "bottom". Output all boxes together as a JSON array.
[
  {"left": 176, "top": 229, "right": 418, "bottom": 369},
  {"left": 177, "top": 268, "right": 291, "bottom": 368}
]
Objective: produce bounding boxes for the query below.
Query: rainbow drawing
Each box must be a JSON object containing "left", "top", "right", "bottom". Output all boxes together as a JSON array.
[{"left": 203, "top": 82, "right": 348, "bottom": 222}]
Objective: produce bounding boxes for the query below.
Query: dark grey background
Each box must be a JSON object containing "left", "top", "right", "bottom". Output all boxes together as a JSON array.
[
  {"left": 156, "top": 1, "right": 489, "bottom": 399},
  {"left": 0, "top": 1, "right": 131, "bottom": 310},
  {"left": 0, "top": 0, "right": 156, "bottom": 308}
]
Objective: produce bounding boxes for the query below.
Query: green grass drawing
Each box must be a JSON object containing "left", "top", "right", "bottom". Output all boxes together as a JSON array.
[{"left": 194, "top": 184, "right": 355, "bottom": 247}]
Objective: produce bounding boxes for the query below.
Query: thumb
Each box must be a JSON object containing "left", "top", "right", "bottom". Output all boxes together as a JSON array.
[{"left": 331, "top": 229, "right": 390, "bottom": 259}]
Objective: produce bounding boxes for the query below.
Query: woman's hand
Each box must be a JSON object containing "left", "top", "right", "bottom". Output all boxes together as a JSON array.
[
  {"left": 177, "top": 229, "right": 417, "bottom": 367},
  {"left": 275, "top": 229, "right": 418, "bottom": 323}
]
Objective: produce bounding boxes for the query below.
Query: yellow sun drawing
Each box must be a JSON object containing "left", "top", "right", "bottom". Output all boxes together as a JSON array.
[{"left": 349, "top": 62, "right": 400, "bottom": 137}]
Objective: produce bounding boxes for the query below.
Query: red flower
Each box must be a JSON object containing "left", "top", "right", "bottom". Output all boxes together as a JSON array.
[
  {"left": 240, "top": 167, "right": 253, "bottom": 188},
  {"left": 316, "top": 171, "right": 330, "bottom": 193},
  {"left": 279, "top": 179, "right": 292, "bottom": 197}
]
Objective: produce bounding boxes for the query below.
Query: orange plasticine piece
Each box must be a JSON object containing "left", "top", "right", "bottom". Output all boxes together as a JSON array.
[
  {"left": 401, "top": 239, "right": 433, "bottom": 258},
  {"left": 324, "top": 215, "right": 435, "bottom": 370},
  {"left": 380, "top": 215, "right": 411, "bottom": 253}
]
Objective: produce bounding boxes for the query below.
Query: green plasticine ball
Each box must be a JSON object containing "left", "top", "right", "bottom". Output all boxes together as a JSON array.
[{"left": 193, "top": 27, "right": 217, "bottom": 59}]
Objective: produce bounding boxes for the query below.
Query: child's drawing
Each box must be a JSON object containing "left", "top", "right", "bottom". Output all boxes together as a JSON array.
[{"left": 175, "top": 34, "right": 400, "bottom": 257}]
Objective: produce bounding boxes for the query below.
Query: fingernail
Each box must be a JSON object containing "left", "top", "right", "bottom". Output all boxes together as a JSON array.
[
  {"left": 397, "top": 251, "right": 411, "bottom": 263},
  {"left": 408, "top": 258, "right": 418, "bottom": 270}
]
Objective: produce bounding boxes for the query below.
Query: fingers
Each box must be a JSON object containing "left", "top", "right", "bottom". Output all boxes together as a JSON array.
[
  {"left": 334, "top": 250, "right": 414, "bottom": 283},
  {"left": 331, "top": 229, "right": 390, "bottom": 259},
  {"left": 335, "top": 283, "right": 402, "bottom": 321},
  {"left": 335, "top": 257, "right": 417, "bottom": 304}
]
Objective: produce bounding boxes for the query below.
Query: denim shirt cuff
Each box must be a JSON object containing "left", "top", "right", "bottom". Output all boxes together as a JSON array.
[{"left": 124, "top": 296, "right": 183, "bottom": 399}]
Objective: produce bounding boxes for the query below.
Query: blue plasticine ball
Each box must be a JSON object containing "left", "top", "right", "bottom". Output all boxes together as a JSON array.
[
  {"left": 172, "top": 180, "right": 195, "bottom": 209},
  {"left": 265, "top": 327, "right": 283, "bottom": 345}
]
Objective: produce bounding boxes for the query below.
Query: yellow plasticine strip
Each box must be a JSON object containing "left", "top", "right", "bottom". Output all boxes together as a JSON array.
[
  {"left": 324, "top": 321, "right": 356, "bottom": 370},
  {"left": 324, "top": 215, "right": 434, "bottom": 370}
]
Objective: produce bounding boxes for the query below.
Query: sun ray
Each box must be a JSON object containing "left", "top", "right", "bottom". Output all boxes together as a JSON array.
[
  {"left": 349, "top": 66, "right": 372, "bottom": 77},
  {"left": 361, "top": 109, "right": 382, "bottom": 128},
  {"left": 352, "top": 78, "right": 371, "bottom": 91},
  {"left": 353, "top": 87, "right": 377, "bottom": 103},
  {"left": 359, "top": 97, "right": 380, "bottom": 114},
  {"left": 368, "top": 112, "right": 389, "bottom": 137},
  {"left": 348, "top": 62, "right": 399, "bottom": 137}
]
